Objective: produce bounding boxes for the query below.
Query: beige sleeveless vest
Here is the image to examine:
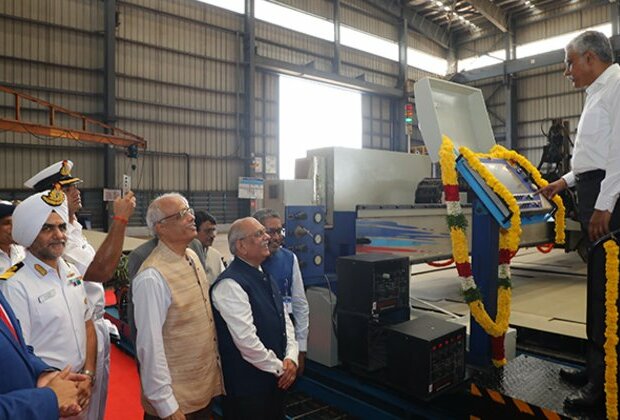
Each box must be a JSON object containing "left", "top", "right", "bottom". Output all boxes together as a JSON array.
[{"left": 138, "top": 242, "right": 223, "bottom": 416}]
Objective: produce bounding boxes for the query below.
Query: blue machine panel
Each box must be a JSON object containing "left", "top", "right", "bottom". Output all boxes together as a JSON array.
[
  {"left": 284, "top": 205, "right": 325, "bottom": 286},
  {"left": 456, "top": 156, "right": 556, "bottom": 229}
]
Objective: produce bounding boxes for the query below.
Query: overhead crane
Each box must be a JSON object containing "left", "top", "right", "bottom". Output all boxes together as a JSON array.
[{"left": 0, "top": 84, "right": 146, "bottom": 150}]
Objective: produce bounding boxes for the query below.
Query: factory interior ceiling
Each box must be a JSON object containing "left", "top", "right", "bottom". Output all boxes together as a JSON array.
[{"left": 404, "top": 0, "right": 592, "bottom": 35}]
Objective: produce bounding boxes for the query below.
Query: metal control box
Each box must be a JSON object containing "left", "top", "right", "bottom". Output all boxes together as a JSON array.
[
  {"left": 336, "top": 253, "right": 410, "bottom": 316},
  {"left": 336, "top": 254, "right": 410, "bottom": 371},
  {"left": 385, "top": 316, "right": 466, "bottom": 400}
]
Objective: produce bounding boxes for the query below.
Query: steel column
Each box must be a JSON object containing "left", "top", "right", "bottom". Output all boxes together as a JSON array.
[
  {"left": 612, "top": 1, "right": 620, "bottom": 37},
  {"left": 243, "top": 0, "right": 256, "bottom": 216},
  {"left": 504, "top": 19, "right": 517, "bottom": 150},
  {"left": 333, "top": 0, "right": 341, "bottom": 74},
  {"left": 103, "top": 0, "right": 117, "bottom": 231}
]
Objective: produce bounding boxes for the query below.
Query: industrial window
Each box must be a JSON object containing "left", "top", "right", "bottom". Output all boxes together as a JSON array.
[
  {"left": 197, "top": 0, "right": 244, "bottom": 14},
  {"left": 458, "top": 23, "right": 613, "bottom": 72},
  {"left": 198, "top": 0, "right": 447, "bottom": 75},
  {"left": 516, "top": 23, "right": 612, "bottom": 59},
  {"left": 279, "top": 75, "right": 362, "bottom": 180}
]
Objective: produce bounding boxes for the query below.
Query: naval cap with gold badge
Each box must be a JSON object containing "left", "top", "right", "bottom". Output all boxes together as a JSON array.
[
  {"left": 12, "top": 189, "right": 69, "bottom": 248},
  {"left": 24, "top": 160, "right": 82, "bottom": 192}
]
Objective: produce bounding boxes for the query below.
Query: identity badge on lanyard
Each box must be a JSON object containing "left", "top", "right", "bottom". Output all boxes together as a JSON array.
[
  {"left": 282, "top": 277, "right": 293, "bottom": 314},
  {"left": 283, "top": 295, "right": 293, "bottom": 314}
]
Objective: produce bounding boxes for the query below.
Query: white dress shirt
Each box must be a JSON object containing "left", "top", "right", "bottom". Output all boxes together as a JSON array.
[
  {"left": 205, "top": 247, "right": 226, "bottom": 285},
  {"left": 0, "top": 244, "right": 26, "bottom": 274},
  {"left": 132, "top": 267, "right": 178, "bottom": 417},
  {"left": 211, "top": 259, "right": 299, "bottom": 376},
  {"left": 63, "top": 219, "right": 111, "bottom": 420},
  {"left": 63, "top": 220, "right": 103, "bottom": 318},
  {"left": 562, "top": 63, "right": 620, "bottom": 212},
  {"left": 289, "top": 254, "right": 309, "bottom": 352},
  {"left": 0, "top": 252, "right": 92, "bottom": 371}
]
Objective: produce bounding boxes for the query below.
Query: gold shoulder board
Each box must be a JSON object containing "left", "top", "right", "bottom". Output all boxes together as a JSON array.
[{"left": 0, "top": 261, "right": 24, "bottom": 280}]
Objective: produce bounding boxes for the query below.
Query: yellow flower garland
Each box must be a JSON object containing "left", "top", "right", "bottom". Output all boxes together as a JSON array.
[
  {"left": 603, "top": 240, "right": 619, "bottom": 420},
  {"left": 440, "top": 136, "right": 567, "bottom": 368},
  {"left": 440, "top": 137, "right": 514, "bottom": 367}
]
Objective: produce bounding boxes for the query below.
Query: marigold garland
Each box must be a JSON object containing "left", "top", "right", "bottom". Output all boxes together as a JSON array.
[
  {"left": 603, "top": 240, "right": 619, "bottom": 420},
  {"left": 439, "top": 135, "right": 566, "bottom": 368}
]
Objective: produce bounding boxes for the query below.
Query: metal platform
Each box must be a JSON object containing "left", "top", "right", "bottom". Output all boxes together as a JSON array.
[{"left": 470, "top": 354, "right": 603, "bottom": 419}]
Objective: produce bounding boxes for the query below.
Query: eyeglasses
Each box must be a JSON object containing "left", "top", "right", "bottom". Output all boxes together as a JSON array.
[
  {"left": 266, "top": 227, "right": 285, "bottom": 236},
  {"left": 243, "top": 228, "right": 267, "bottom": 240},
  {"left": 157, "top": 207, "right": 194, "bottom": 224}
]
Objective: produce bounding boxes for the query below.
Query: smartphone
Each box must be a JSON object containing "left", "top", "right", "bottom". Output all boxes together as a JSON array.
[{"left": 122, "top": 174, "right": 131, "bottom": 196}]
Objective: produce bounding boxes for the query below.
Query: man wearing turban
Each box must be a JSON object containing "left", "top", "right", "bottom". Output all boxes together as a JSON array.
[
  {"left": 25, "top": 160, "right": 136, "bottom": 420},
  {"left": 0, "top": 189, "right": 97, "bottom": 419}
]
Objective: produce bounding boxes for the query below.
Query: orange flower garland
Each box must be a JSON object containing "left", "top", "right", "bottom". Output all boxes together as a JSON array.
[
  {"left": 603, "top": 240, "right": 619, "bottom": 420},
  {"left": 439, "top": 135, "right": 566, "bottom": 368}
]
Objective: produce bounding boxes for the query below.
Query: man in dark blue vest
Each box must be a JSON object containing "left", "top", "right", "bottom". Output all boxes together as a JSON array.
[
  {"left": 253, "top": 208, "right": 309, "bottom": 376},
  {"left": 211, "top": 217, "right": 298, "bottom": 419}
]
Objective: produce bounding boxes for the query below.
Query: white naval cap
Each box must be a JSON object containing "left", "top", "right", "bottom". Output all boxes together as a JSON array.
[
  {"left": 24, "top": 160, "right": 82, "bottom": 192},
  {"left": 12, "top": 189, "right": 69, "bottom": 248}
]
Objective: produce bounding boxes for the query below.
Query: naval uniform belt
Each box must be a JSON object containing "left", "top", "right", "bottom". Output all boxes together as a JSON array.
[{"left": 575, "top": 169, "right": 605, "bottom": 183}]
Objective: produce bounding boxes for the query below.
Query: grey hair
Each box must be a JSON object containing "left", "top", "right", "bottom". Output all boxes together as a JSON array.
[
  {"left": 566, "top": 30, "right": 614, "bottom": 63},
  {"left": 145, "top": 192, "right": 188, "bottom": 236},
  {"left": 228, "top": 217, "right": 254, "bottom": 255},
  {"left": 252, "top": 208, "right": 281, "bottom": 225}
]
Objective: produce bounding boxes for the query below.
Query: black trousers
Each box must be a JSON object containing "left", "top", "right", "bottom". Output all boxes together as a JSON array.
[
  {"left": 221, "top": 391, "right": 285, "bottom": 420},
  {"left": 576, "top": 172, "right": 620, "bottom": 389}
]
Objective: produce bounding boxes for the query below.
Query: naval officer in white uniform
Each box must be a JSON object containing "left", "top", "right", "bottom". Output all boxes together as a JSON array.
[
  {"left": 25, "top": 160, "right": 136, "bottom": 419},
  {"left": 0, "top": 189, "right": 97, "bottom": 418}
]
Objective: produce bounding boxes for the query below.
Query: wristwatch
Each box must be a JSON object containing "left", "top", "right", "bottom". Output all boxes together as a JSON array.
[{"left": 81, "top": 369, "right": 96, "bottom": 385}]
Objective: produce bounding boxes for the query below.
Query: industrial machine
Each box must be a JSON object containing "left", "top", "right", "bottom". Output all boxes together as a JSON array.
[{"left": 256, "top": 76, "right": 591, "bottom": 419}]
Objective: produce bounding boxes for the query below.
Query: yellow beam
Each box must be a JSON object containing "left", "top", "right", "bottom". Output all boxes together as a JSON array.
[{"left": 0, "top": 119, "right": 147, "bottom": 149}]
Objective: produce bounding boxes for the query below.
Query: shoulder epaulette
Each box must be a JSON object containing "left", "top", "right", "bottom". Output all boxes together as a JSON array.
[{"left": 0, "top": 261, "right": 24, "bottom": 280}]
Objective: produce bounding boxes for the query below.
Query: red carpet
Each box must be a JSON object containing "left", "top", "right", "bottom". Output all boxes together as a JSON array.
[
  {"left": 105, "top": 289, "right": 117, "bottom": 306},
  {"left": 105, "top": 343, "right": 142, "bottom": 419}
]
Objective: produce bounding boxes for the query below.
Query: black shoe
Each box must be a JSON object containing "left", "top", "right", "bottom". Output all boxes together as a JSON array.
[
  {"left": 559, "top": 367, "right": 588, "bottom": 387},
  {"left": 564, "top": 382, "right": 604, "bottom": 410}
]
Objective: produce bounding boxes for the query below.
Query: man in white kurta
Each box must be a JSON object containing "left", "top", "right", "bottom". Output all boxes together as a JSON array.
[
  {"left": 132, "top": 193, "right": 223, "bottom": 419},
  {"left": 25, "top": 160, "right": 136, "bottom": 420},
  {"left": 0, "top": 189, "right": 97, "bottom": 418}
]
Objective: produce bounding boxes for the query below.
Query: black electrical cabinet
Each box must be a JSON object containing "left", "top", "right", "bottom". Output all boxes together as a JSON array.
[
  {"left": 385, "top": 316, "right": 466, "bottom": 400},
  {"left": 336, "top": 254, "right": 410, "bottom": 371}
]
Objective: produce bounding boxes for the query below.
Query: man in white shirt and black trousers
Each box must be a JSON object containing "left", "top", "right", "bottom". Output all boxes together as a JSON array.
[
  {"left": 540, "top": 30, "right": 620, "bottom": 411},
  {"left": 211, "top": 217, "right": 298, "bottom": 419}
]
